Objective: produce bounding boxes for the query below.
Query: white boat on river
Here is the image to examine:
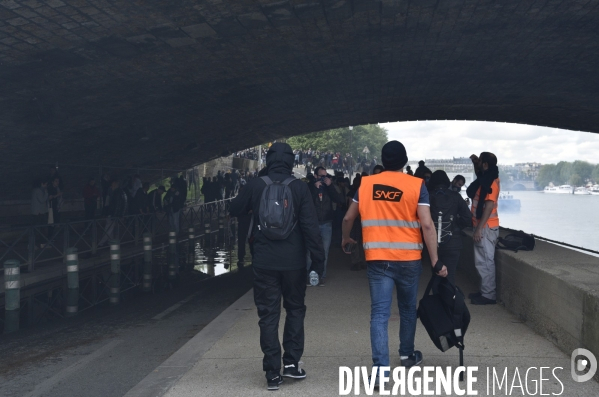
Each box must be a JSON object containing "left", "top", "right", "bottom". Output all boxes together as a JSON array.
[{"left": 544, "top": 185, "right": 573, "bottom": 194}]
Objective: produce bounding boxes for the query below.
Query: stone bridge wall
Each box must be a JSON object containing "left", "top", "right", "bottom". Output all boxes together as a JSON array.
[{"left": 460, "top": 230, "right": 599, "bottom": 367}]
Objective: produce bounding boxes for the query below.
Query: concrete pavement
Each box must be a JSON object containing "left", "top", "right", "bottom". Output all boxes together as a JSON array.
[{"left": 131, "top": 247, "right": 599, "bottom": 396}]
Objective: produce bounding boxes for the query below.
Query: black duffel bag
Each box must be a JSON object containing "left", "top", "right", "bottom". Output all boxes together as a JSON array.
[
  {"left": 497, "top": 230, "right": 535, "bottom": 252},
  {"left": 418, "top": 275, "right": 470, "bottom": 378}
]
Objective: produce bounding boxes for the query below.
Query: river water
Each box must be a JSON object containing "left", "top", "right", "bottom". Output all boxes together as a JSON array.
[{"left": 493, "top": 191, "right": 599, "bottom": 252}]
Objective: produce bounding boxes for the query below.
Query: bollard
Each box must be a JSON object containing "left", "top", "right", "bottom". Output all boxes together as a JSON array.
[
  {"left": 168, "top": 231, "right": 177, "bottom": 280},
  {"left": 188, "top": 227, "right": 195, "bottom": 267},
  {"left": 204, "top": 218, "right": 211, "bottom": 235},
  {"left": 66, "top": 248, "right": 79, "bottom": 316},
  {"left": 4, "top": 260, "right": 20, "bottom": 333},
  {"left": 109, "top": 240, "right": 120, "bottom": 305},
  {"left": 142, "top": 233, "right": 152, "bottom": 292}
]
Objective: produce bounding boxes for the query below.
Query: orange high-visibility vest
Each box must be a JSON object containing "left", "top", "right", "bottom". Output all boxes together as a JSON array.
[
  {"left": 358, "top": 172, "right": 424, "bottom": 261},
  {"left": 471, "top": 178, "right": 500, "bottom": 228}
]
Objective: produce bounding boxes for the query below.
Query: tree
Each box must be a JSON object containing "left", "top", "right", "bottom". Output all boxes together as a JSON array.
[
  {"left": 571, "top": 160, "right": 594, "bottom": 182},
  {"left": 592, "top": 165, "right": 599, "bottom": 184},
  {"left": 556, "top": 161, "right": 572, "bottom": 185},
  {"left": 286, "top": 124, "right": 389, "bottom": 160},
  {"left": 569, "top": 174, "right": 582, "bottom": 187},
  {"left": 537, "top": 161, "right": 598, "bottom": 187},
  {"left": 536, "top": 164, "right": 556, "bottom": 188}
]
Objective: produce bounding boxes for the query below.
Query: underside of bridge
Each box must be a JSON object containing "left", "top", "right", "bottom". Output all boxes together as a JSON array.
[{"left": 1, "top": 0, "right": 598, "bottom": 196}]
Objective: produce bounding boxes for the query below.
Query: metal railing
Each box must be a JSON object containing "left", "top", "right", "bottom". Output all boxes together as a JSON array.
[{"left": 0, "top": 198, "right": 235, "bottom": 274}]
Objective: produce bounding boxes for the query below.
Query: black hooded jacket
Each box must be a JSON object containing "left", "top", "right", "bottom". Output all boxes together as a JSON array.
[{"left": 229, "top": 143, "right": 325, "bottom": 273}]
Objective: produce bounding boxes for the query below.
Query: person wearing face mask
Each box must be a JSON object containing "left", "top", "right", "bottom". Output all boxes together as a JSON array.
[{"left": 451, "top": 175, "right": 466, "bottom": 192}]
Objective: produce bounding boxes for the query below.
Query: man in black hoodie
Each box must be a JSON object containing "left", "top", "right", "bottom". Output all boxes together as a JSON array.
[{"left": 230, "top": 142, "right": 325, "bottom": 391}]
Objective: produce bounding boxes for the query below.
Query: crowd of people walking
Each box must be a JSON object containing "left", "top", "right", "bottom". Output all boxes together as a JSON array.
[{"left": 229, "top": 141, "right": 501, "bottom": 390}]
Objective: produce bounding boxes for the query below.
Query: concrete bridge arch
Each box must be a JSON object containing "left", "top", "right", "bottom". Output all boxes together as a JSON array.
[{"left": 1, "top": 0, "right": 598, "bottom": 196}]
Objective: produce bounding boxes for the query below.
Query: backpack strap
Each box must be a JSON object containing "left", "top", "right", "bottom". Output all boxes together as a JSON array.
[
  {"left": 260, "top": 176, "right": 273, "bottom": 185},
  {"left": 261, "top": 176, "right": 297, "bottom": 186},
  {"left": 282, "top": 177, "right": 297, "bottom": 186},
  {"left": 451, "top": 285, "right": 466, "bottom": 381},
  {"left": 452, "top": 289, "right": 466, "bottom": 348}
]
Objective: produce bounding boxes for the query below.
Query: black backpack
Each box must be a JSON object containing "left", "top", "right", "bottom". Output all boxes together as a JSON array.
[
  {"left": 497, "top": 231, "right": 535, "bottom": 252},
  {"left": 429, "top": 188, "right": 456, "bottom": 245},
  {"left": 258, "top": 176, "right": 297, "bottom": 240},
  {"left": 418, "top": 276, "right": 470, "bottom": 379}
]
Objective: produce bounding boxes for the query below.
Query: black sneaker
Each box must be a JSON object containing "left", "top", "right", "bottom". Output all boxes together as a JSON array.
[
  {"left": 283, "top": 363, "right": 307, "bottom": 379},
  {"left": 468, "top": 291, "right": 482, "bottom": 299},
  {"left": 267, "top": 375, "right": 284, "bottom": 390},
  {"left": 471, "top": 296, "right": 497, "bottom": 305},
  {"left": 400, "top": 351, "right": 423, "bottom": 368}
]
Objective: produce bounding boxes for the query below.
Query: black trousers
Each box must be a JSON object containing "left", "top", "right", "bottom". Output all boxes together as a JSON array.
[
  {"left": 253, "top": 267, "right": 307, "bottom": 377},
  {"left": 438, "top": 247, "right": 461, "bottom": 285}
]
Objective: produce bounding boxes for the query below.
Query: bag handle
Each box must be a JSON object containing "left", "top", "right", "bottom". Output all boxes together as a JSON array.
[{"left": 423, "top": 274, "right": 444, "bottom": 296}]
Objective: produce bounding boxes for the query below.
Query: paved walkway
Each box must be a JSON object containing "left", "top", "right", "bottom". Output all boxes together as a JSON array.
[{"left": 127, "top": 247, "right": 599, "bottom": 396}]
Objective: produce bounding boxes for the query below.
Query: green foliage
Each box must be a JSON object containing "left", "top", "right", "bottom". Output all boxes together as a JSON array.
[
  {"left": 536, "top": 164, "right": 556, "bottom": 188},
  {"left": 592, "top": 165, "right": 599, "bottom": 184},
  {"left": 286, "top": 124, "right": 389, "bottom": 160},
  {"left": 569, "top": 174, "right": 582, "bottom": 186},
  {"left": 536, "top": 161, "right": 597, "bottom": 187}
]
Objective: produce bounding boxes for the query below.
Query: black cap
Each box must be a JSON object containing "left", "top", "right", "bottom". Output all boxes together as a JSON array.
[{"left": 381, "top": 141, "right": 408, "bottom": 171}]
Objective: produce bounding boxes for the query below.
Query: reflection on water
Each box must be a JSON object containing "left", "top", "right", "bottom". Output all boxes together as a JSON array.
[{"left": 193, "top": 228, "right": 241, "bottom": 276}]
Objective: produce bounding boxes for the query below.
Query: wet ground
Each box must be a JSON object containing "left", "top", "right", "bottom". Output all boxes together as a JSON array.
[{"left": 0, "top": 233, "right": 253, "bottom": 397}]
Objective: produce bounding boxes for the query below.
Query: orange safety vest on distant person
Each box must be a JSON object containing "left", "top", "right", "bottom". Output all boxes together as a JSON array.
[
  {"left": 358, "top": 172, "right": 424, "bottom": 262},
  {"left": 471, "top": 178, "right": 500, "bottom": 228}
]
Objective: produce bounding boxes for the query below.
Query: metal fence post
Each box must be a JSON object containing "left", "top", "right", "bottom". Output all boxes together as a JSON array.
[
  {"left": 134, "top": 216, "right": 140, "bottom": 246},
  {"left": 143, "top": 233, "right": 152, "bottom": 292},
  {"left": 188, "top": 227, "right": 195, "bottom": 265},
  {"left": 4, "top": 260, "right": 20, "bottom": 333},
  {"left": 204, "top": 207, "right": 211, "bottom": 235},
  {"left": 168, "top": 231, "right": 177, "bottom": 280},
  {"left": 66, "top": 248, "right": 79, "bottom": 316},
  {"left": 63, "top": 224, "right": 69, "bottom": 264},
  {"left": 91, "top": 219, "right": 98, "bottom": 255},
  {"left": 28, "top": 226, "right": 35, "bottom": 273},
  {"left": 109, "top": 240, "right": 120, "bottom": 305}
]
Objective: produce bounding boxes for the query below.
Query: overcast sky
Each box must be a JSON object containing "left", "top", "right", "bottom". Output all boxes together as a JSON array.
[{"left": 380, "top": 121, "right": 599, "bottom": 165}]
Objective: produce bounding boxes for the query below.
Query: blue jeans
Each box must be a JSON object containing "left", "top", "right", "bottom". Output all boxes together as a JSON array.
[
  {"left": 367, "top": 260, "right": 422, "bottom": 370},
  {"left": 306, "top": 222, "right": 332, "bottom": 278}
]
